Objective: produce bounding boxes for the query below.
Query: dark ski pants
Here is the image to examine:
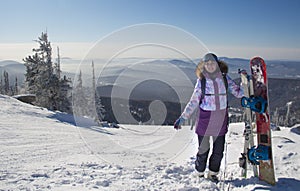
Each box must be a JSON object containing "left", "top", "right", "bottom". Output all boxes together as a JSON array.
[{"left": 195, "top": 135, "right": 225, "bottom": 173}]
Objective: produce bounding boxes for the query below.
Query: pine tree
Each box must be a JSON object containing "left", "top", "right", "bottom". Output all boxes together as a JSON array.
[
  {"left": 3, "top": 71, "right": 9, "bottom": 95},
  {"left": 285, "top": 102, "right": 292, "bottom": 126},
  {"left": 92, "top": 61, "right": 105, "bottom": 122},
  {"left": 59, "top": 75, "right": 72, "bottom": 113},
  {"left": 23, "top": 32, "right": 60, "bottom": 110},
  {"left": 73, "top": 70, "right": 88, "bottom": 116},
  {"left": 54, "top": 46, "right": 61, "bottom": 80},
  {"left": 23, "top": 53, "right": 40, "bottom": 94},
  {"left": 54, "top": 47, "right": 72, "bottom": 113},
  {"left": 0, "top": 75, "right": 2, "bottom": 94},
  {"left": 14, "top": 77, "right": 18, "bottom": 95}
]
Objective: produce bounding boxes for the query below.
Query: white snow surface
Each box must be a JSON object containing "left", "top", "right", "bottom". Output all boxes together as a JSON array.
[{"left": 0, "top": 95, "right": 300, "bottom": 190}]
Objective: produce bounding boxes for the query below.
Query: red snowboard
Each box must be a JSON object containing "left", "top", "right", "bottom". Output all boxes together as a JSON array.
[{"left": 250, "top": 57, "right": 276, "bottom": 185}]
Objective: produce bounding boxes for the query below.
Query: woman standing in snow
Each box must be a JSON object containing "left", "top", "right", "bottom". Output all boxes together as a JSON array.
[{"left": 174, "top": 53, "right": 244, "bottom": 182}]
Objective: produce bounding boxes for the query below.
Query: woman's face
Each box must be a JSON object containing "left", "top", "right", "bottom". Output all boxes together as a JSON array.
[{"left": 204, "top": 60, "right": 217, "bottom": 73}]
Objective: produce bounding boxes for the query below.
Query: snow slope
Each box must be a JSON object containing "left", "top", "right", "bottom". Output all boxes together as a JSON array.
[{"left": 0, "top": 95, "right": 299, "bottom": 190}]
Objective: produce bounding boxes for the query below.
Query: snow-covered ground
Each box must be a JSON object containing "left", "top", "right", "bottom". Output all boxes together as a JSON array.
[{"left": 0, "top": 95, "right": 299, "bottom": 191}]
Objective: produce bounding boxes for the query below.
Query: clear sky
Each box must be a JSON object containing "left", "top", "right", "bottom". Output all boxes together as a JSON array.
[{"left": 0, "top": 0, "right": 299, "bottom": 61}]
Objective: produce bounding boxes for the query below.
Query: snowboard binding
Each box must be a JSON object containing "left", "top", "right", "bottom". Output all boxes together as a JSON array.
[
  {"left": 241, "top": 96, "right": 267, "bottom": 114},
  {"left": 247, "top": 144, "right": 271, "bottom": 165}
]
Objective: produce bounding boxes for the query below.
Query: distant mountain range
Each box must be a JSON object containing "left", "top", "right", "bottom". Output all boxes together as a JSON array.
[
  {"left": 1, "top": 58, "right": 299, "bottom": 125},
  {"left": 1, "top": 57, "right": 299, "bottom": 85},
  {"left": 92, "top": 58, "right": 300, "bottom": 125},
  {"left": 0, "top": 60, "right": 73, "bottom": 86},
  {"left": 0, "top": 60, "right": 26, "bottom": 85},
  {"left": 220, "top": 57, "right": 300, "bottom": 79}
]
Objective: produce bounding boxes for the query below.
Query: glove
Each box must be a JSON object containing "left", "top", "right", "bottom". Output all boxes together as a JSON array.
[
  {"left": 239, "top": 69, "right": 248, "bottom": 85},
  {"left": 238, "top": 69, "right": 248, "bottom": 75},
  {"left": 174, "top": 117, "right": 185, "bottom": 130}
]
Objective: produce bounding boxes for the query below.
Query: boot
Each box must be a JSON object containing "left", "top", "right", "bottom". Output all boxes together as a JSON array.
[
  {"left": 193, "top": 171, "right": 205, "bottom": 178},
  {"left": 207, "top": 170, "right": 219, "bottom": 183}
]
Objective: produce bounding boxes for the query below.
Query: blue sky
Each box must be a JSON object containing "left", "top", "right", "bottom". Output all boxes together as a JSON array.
[{"left": 0, "top": 0, "right": 299, "bottom": 60}]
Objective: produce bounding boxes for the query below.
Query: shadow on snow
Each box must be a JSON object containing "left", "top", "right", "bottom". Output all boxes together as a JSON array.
[
  {"left": 227, "top": 177, "right": 300, "bottom": 191},
  {"left": 48, "top": 112, "right": 114, "bottom": 135}
]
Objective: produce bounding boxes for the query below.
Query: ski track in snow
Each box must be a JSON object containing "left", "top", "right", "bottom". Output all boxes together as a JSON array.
[{"left": 0, "top": 95, "right": 300, "bottom": 191}]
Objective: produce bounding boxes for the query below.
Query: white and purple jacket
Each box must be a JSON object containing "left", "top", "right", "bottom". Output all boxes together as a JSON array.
[{"left": 181, "top": 73, "right": 244, "bottom": 136}]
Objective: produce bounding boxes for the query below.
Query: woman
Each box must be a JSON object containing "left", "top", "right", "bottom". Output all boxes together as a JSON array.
[{"left": 174, "top": 53, "right": 244, "bottom": 182}]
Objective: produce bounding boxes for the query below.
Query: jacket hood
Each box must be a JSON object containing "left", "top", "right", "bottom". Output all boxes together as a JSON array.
[{"left": 196, "top": 60, "right": 228, "bottom": 79}]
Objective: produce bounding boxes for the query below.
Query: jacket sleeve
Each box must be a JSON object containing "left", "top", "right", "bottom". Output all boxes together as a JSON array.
[
  {"left": 227, "top": 75, "right": 244, "bottom": 98},
  {"left": 180, "top": 79, "right": 201, "bottom": 120}
]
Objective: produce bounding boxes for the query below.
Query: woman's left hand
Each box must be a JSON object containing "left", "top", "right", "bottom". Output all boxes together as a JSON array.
[{"left": 174, "top": 117, "right": 185, "bottom": 130}]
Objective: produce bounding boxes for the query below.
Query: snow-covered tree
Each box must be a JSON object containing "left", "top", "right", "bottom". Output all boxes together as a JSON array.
[
  {"left": 92, "top": 61, "right": 105, "bottom": 121},
  {"left": 0, "top": 75, "right": 2, "bottom": 94},
  {"left": 23, "top": 32, "right": 72, "bottom": 112},
  {"left": 23, "top": 32, "right": 53, "bottom": 108},
  {"left": 12, "top": 77, "right": 19, "bottom": 96},
  {"left": 0, "top": 72, "right": 19, "bottom": 96},
  {"left": 23, "top": 53, "right": 40, "bottom": 94},
  {"left": 73, "top": 70, "right": 89, "bottom": 116},
  {"left": 55, "top": 47, "right": 72, "bottom": 113},
  {"left": 58, "top": 75, "right": 72, "bottom": 113},
  {"left": 54, "top": 46, "right": 61, "bottom": 80},
  {"left": 3, "top": 71, "right": 9, "bottom": 95}
]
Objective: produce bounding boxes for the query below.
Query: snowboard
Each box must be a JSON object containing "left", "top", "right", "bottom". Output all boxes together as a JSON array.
[
  {"left": 239, "top": 70, "right": 258, "bottom": 178},
  {"left": 250, "top": 57, "right": 276, "bottom": 185}
]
